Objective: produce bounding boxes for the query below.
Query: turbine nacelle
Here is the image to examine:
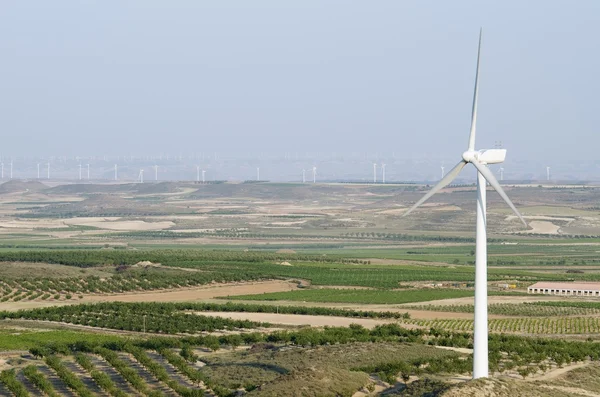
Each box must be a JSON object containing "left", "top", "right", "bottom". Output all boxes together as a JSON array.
[{"left": 462, "top": 149, "right": 506, "bottom": 165}]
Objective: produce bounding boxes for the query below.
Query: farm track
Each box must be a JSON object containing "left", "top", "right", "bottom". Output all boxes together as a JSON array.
[{"left": 527, "top": 361, "right": 591, "bottom": 382}]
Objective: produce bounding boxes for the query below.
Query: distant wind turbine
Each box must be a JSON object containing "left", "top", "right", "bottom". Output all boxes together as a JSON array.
[
  {"left": 37, "top": 163, "right": 40, "bottom": 179},
  {"left": 441, "top": 165, "right": 445, "bottom": 179},
  {"left": 10, "top": 160, "right": 13, "bottom": 179},
  {"left": 257, "top": 167, "right": 260, "bottom": 181},
  {"left": 312, "top": 166, "right": 316, "bottom": 183},
  {"left": 114, "top": 164, "right": 118, "bottom": 181},
  {"left": 87, "top": 164, "right": 90, "bottom": 180},
  {"left": 302, "top": 169, "right": 306, "bottom": 183},
  {"left": 196, "top": 166, "right": 200, "bottom": 182},
  {"left": 46, "top": 162, "right": 50, "bottom": 179},
  {"left": 138, "top": 169, "right": 144, "bottom": 183},
  {"left": 202, "top": 170, "right": 206, "bottom": 183},
  {"left": 1, "top": 163, "right": 3, "bottom": 179},
  {"left": 373, "top": 163, "right": 377, "bottom": 183},
  {"left": 381, "top": 163, "right": 386, "bottom": 184},
  {"left": 154, "top": 165, "right": 158, "bottom": 181},
  {"left": 498, "top": 167, "right": 504, "bottom": 181},
  {"left": 403, "top": 30, "right": 527, "bottom": 380},
  {"left": 78, "top": 164, "right": 82, "bottom": 180},
  {"left": 546, "top": 166, "right": 550, "bottom": 181}
]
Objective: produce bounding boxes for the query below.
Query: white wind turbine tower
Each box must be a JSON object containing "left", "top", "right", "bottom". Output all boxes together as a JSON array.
[
  {"left": 256, "top": 167, "right": 260, "bottom": 181},
  {"left": 381, "top": 163, "right": 386, "bottom": 184},
  {"left": 138, "top": 169, "right": 144, "bottom": 183},
  {"left": 114, "top": 164, "right": 118, "bottom": 181},
  {"left": 196, "top": 166, "right": 200, "bottom": 182},
  {"left": 546, "top": 166, "right": 550, "bottom": 181},
  {"left": 37, "top": 163, "right": 40, "bottom": 179},
  {"left": 78, "top": 164, "right": 82, "bottom": 180},
  {"left": 498, "top": 167, "right": 504, "bottom": 181},
  {"left": 202, "top": 170, "right": 206, "bottom": 183},
  {"left": 312, "top": 166, "right": 317, "bottom": 183},
  {"left": 403, "top": 30, "right": 527, "bottom": 379},
  {"left": 441, "top": 165, "right": 445, "bottom": 179},
  {"left": 372, "top": 163, "right": 377, "bottom": 183},
  {"left": 154, "top": 165, "right": 158, "bottom": 181},
  {"left": 1, "top": 163, "right": 4, "bottom": 179},
  {"left": 10, "top": 160, "right": 13, "bottom": 179},
  {"left": 87, "top": 164, "right": 90, "bottom": 180},
  {"left": 46, "top": 162, "right": 50, "bottom": 179},
  {"left": 302, "top": 169, "right": 306, "bottom": 183}
]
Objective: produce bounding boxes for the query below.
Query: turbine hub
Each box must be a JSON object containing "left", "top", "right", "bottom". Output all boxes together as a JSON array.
[{"left": 462, "top": 150, "right": 479, "bottom": 163}]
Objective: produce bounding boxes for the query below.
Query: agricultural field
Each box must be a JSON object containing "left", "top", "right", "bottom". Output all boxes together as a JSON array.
[
  {"left": 2, "top": 181, "right": 600, "bottom": 395},
  {"left": 226, "top": 288, "right": 479, "bottom": 305}
]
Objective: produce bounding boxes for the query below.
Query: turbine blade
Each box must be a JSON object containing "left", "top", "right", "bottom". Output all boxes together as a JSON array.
[
  {"left": 467, "top": 29, "right": 482, "bottom": 151},
  {"left": 471, "top": 160, "right": 527, "bottom": 226},
  {"left": 403, "top": 160, "right": 467, "bottom": 217}
]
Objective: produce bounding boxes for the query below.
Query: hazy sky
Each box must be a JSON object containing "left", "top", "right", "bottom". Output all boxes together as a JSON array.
[{"left": 1, "top": 1, "right": 598, "bottom": 161}]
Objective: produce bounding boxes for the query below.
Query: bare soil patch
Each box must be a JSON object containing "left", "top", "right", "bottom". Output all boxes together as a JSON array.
[
  {"left": 0, "top": 219, "right": 68, "bottom": 230},
  {"left": 0, "top": 280, "right": 299, "bottom": 312},
  {"left": 194, "top": 312, "right": 397, "bottom": 329},
  {"left": 312, "top": 285, "right": 376, "bottom": 290},
  {"left": 82, "top": 280, "right": 298, "bottom": 303},
  {"left": 64, "top": 218, "right": 175, "bottom": 231},
  {"left": 415, "top": 294, "right": 567, "bottom": 306},
  {"left": 524, "top": 221, "right": 561, "bottom": 235}
]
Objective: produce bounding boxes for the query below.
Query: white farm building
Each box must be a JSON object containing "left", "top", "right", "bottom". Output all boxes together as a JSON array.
[{"left": 527, "top": 282, "right": 600, "bottom": 297}]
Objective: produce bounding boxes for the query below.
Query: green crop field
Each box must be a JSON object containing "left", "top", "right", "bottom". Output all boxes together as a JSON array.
[
  {"left": 405, "top": 303, "right": 600, "bottom": 317},
  {"left": 226, "top": 288, "right": 476, "bottom": 305},
  {"left": 408, "top": 316, "right": 600, "bottom": 335}
]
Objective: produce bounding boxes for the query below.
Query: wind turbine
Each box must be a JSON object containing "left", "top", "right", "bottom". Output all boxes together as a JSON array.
[
  {"left": 78, "top": 164, "right": 82, "bottom": 180},
  {"left": 46, "top": 162, "right": 50, "bottom": 179},
  {"left": 302, "top": 169, "right": 306, "bottom": 183},
  {"left": 256, "top": 167, "right": 260, "bottom": 181},
  {"left": 373, "top": 163, "right": 377, "bottom": 183},
  {"left": 154, "top": 165, "right": 158, "bottom": 181},
  {"left": 37, "top": 163, "right": 40, "bottom": 179},
  {"left": 1, "top": 163, "right": 3, "bottom": 179},
  {"left": 10, "top": 160, "right": 13, "bottom": 179},
  {"left": 402, "top": 30, "right": 527, "bottom": 380},
  {"left": 381, "top": 163, "right": 386, "bottom": 184},
  {"left": 202, "top": 170, "right": 206, "bottom": 183},
  {"left": 441, "top": 165, "right": 445, "bottom": 179},
  {"left": 312, "top": 166, "right": 317, "bottom": 183},
  {"left": 546, "top": 166, "right": 550, "bottom": 181},
  {"left": 114, "top": 164, "right": 118, "bottom": 181},
  {"left": 138, "top": 169, "right": 144, "bottom": 183},
  {"left": 87, "top": 164, "right": 90, "bottom": 180},
  {"left": 196, "top": 166, "right": 200, "bottom": 182},
  {"left": 498, "top": 167, "right": 504, "bottom": 181}
]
